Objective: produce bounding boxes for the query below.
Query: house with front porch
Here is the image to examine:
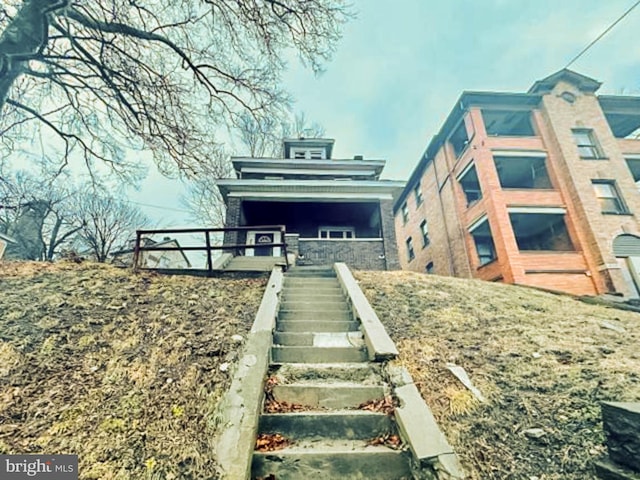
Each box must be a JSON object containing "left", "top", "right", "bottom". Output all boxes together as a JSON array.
[{"left": 217, "top": 138, "right": 403, "bottom": 270}]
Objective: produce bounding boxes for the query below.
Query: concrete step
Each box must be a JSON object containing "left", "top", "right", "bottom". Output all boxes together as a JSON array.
[
  {"left": 259, "top": 411, "right": 395, "bottom": 440},
  {"left": 282, "top": 292, "right": 345, "bottom": 302},
  {"left": 274, "top": 363, "right": 382, "bottom": 383},
  {"left": 274, "top": 331, "right": 364, "bottom": 347},
  {"left": 286, "top": 270, "right": 337, "bottom": 278},
  {"left": 277, "top": 320, "right": 360, "bottom": 333},
  {"left": 271, "top": 384, "right": 385, "bottom": 409},
  {"left": 279, "top": 300, "right": 350, "bottom": 312},
  {"left": 278, "top": 310, "right": 352, "bottom": 322},
  {"left": 284, "top": 278, "right": 341, "bottom": 288},
  {"left": 282, "top": 287, "right": 344, "bottom": 297},
  {"left": 272, "top": 346, "right": 367, "bottom": 363},
  {"left": 252, "top": 440, "right": 411, "bottom": 480}
]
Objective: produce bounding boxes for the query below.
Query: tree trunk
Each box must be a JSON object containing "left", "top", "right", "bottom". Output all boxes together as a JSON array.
[{"left": 0, "top": 0, "right": 61, "bottom": 110}]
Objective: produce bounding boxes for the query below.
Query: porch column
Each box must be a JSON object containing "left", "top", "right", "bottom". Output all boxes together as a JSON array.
[{"left": 223, "top": 197, "right": 242, "bottom": 253}]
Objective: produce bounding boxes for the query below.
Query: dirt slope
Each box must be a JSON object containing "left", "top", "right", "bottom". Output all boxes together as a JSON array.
[
  {"left": 356, "top": 270, "right": 640, "bottom": 480},
  {"left": 0, "top": 261, "right": 267, "bottom": 479}
]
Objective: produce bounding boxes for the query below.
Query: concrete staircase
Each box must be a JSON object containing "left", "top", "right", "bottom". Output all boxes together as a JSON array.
[{"left": 251, "top": 266, "right": 412, "bottom": 479}]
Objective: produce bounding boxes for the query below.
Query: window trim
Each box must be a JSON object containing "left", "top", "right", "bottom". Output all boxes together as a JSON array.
[
  {"left": 406, "top": 237, "right": 415, "bottom": 262},
  {"left": 457, "top": 162, "right": 482, "bottom": 208},
  {"left": 592, "top": 180, "right": 630, "bottom": 215},
  {"left": 414, "top": 184, "right": 423, "bottom": 206},
  {"left": 572, "top": 129, "right": 605, "bottom": 160},
  {"left": 469, "top": 216, "right": 497, "bottom": 266},
  {"left": 401, "top": 202, "right": 409, "bottom": 224},
  {"left": 318, "top": 226, "right": 356, "bottom": 239},
  {"left": 420, "top": 219, "right": 429, "bottom": 248},
  {"left": 290, "top": 147, "right": 326, "bottom": 160}
]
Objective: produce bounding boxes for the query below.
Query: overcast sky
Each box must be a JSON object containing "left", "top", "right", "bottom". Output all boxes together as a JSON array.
[{"left": 130, "top": 0, "right": 640, "bottom": 226}]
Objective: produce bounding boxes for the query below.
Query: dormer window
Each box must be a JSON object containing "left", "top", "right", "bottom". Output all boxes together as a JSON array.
[{"left": 290, "top": 147, "right": 326, "bottom": 160}]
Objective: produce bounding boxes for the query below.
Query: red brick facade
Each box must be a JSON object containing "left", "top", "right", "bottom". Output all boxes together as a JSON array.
[{"left": 395, "top": 70, "right": 640, "bottom": 297}]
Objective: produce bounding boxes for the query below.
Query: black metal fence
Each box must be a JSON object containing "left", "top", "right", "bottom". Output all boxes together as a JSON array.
[{"left": 132, "top": 225, "right": 288, "bottom": 273}]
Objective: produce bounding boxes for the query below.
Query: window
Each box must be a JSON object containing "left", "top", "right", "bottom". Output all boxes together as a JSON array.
[
  {"left": 414, "top": 184, "right": 423, "bottom": 206},
  {"left": 426, "top": 262, "right": 434, "bottom": 274},
  {"left": 572, "top": 129, "right": 603, "bottom": 159},
  {"left": 509, "top": 212, "right": 575, "bottom": 251},
  {"left": 318, "top": 227, "right": 355, "bottom": 239},
  {"left": 406, "top": 237, "right": 415, "bottom": 262},
  {"left": 459, "top": 164, "right": 482, "bottom": 207},
  {"left": 291, "top": 148, "right": 326, "bottom": 160},
  {"left": 401, "top": 202, "right": 409, "bottom": 224},
  {"left": 625, "top": 158, "right": 640, "bottom": 191},
  {"left": 494, "top": 156, "right": 552, "bottom": 189},
  {"left": 450, "top": 121, "right": 470, "bottom": 158},
  {"left": 592, "top": 181, "right": 628, "bottom": 214},
  {"left": 469, "top": 218, "right": 496, "bottom": 266},
  {"left": 604, "top": 112, "right": 640, "bottom": 139},
  {"left": 309, "top": 149, "right": 323, "bottom": 159},
  {"left": 420, "top": 220, "right": 429, "bottom": 247},
  {"left": 482, "top": 110, "right": 535, "bottom": 136}
]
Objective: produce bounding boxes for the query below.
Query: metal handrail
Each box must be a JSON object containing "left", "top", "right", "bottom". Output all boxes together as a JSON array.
[{"left": 132, "top": 225, "right": 289, "bottom": 273}]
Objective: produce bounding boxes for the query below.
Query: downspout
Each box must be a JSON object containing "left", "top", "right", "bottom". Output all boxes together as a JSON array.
[{"left": 432, "top": 157, "right": 457, "bottom": 277}]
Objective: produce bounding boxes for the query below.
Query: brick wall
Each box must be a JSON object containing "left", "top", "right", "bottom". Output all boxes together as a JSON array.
[
  {"left": 223, "top": 197, "right": 241, "bottom": 254},
  {"left": 298, "top": 239, "right": 386, "bottom": 270},
  {"left": 538, "top": 80, "right": 640, "bottom": 294}
]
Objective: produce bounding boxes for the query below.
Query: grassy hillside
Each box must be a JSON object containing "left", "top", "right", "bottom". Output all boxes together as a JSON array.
[
  {"left": 356, "top": 271, "right": 640, "bottom": 480},
  {"left": 0, "top": 262, "right": 267, "bottom": 479},
  {"left": 2, "top": 262, "right": 638, "bottom": 479}
]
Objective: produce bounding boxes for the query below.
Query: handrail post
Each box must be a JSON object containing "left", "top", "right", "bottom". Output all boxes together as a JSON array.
[
  {"left": 281, "top": 225, "right": 289, "bottom": 271},
  {"left": 132, "top": 231, "right": 141, "bottom": 271},
  {"left": 205, "top": 230, "right": 213, "bottom": 275}
]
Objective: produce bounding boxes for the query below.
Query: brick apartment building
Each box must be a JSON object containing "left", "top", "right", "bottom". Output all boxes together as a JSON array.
[
  {"left": 218, "top": 138, "right": 403, "bottom": 270},
  {"left": 394, "top": 69, "right": 640, "bottom": 297}
]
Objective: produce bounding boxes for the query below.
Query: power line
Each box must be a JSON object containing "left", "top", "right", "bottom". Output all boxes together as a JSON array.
[
  {"left": 126, "top": 199, "right": 192, "bottom": 214},
  {"left": 566, "top": 0, "right": 640, "bottom": 68}
]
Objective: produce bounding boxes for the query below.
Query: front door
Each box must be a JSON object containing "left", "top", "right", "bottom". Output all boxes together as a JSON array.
[
  {"left": 246, "top": 231, "right": 281, "bottom": 257},
  {"left": 255, "top": 233, "right": 274, "bottom": 256}
]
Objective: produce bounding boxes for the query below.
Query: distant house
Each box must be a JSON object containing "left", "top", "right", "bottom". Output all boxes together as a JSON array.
[
  {"left": 217, "top": 138, "right": 404, "bottom": 270},
  {"left": 111, "top": 237, "right": 192, "bottom": 269},
  {"left": 0, "top": 232, "right": 16, "bottom": 260}
]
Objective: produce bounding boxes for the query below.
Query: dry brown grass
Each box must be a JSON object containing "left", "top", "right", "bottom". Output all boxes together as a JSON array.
[
  {"left": 355, "top": 270, "right": 640, "bottom": 480},
  {"left": 0, "top": 261, "right": 267, "bottom": 479}
]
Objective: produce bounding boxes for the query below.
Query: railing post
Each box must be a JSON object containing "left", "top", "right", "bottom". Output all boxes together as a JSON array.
[
  {"left": 205, "top": 230, "right": 213, "bottom": 274},
  {"left": 281, "top": 225, "right": 289, "bottom": 271},
  {"left": 132, "top": 231, "right": 141, "bottom": 271}
]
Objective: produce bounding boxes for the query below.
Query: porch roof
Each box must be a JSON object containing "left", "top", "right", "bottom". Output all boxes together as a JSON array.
[
  {"left": 217, "top": 179, "right": 405, "bottom": 202},
  {"left": 230, "top": 158, "right": 386, "bottom": 177}
]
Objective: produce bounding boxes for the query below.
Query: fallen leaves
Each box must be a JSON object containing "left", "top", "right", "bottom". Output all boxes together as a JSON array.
[
  {"left": 255, "top": 433, "right": 292, "bottom": 452},
  {"left": 263, "top": 376, "right": 311, "bottom": 413},
  {"left": 359, "top": 395, "right": 396, "bottom": 415},
  {"left": 367, "top": 433, "right": 402, "bottom": 449}
]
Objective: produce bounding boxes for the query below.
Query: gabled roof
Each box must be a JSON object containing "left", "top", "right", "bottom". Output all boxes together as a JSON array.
[{"left": 528, "top": 69, "right": 601, "bottom": 94}]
